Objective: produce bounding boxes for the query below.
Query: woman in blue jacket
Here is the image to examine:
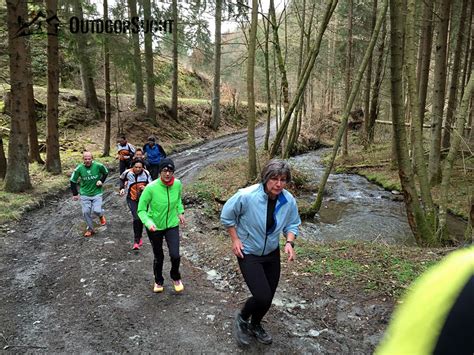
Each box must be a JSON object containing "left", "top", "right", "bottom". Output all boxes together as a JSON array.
[{"left": 220, "top": 160, "right": 301, "bottom": 347}]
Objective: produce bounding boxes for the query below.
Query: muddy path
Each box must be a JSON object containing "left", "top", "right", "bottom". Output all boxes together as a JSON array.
[
  {"left": 0, "top": 123, "right": 391, "bottom": 353},
  {"left": 173, "top": 121, "right": 275, "bottom": 184}
]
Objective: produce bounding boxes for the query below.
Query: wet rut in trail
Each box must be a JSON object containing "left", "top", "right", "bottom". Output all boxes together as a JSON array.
[{"left": 172, "top": 121, "right": 276, "bottom": 184}]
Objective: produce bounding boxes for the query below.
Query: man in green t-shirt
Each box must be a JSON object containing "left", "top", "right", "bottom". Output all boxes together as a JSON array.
[{"left": 70, "top": 152, "right": 109, "bottom": 237}]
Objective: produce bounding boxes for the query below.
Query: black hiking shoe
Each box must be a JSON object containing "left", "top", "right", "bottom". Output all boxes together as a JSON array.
[
  {"left": 249, "top": 323, "right": 273, "bottom": 345},
  {"left": 234, "top": 312, "right": 251, "bottom": 347}
]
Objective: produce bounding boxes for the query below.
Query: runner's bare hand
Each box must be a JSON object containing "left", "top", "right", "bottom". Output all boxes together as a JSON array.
[
  {"left": 232, "top": 239, "right": 244, "bottom": 259},
  {"left": 285, "top": 243, "right": 295, "bottom": 262},
  {"left": 179, "top": 214, "right": 186, "bottom": 227}
]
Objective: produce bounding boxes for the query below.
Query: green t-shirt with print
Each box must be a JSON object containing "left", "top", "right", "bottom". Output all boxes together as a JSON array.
[{"left": 70, "top": 161, "right": 109, "bottom": 197}]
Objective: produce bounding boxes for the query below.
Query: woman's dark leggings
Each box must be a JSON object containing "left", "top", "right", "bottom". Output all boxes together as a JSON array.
[
  {"left": 119, "top": 159, "right": 131, "bottom": 175},
  {"left": 238, "top": 248, "right": 281, "bottom": 325},
  {"left": 148, "top": 164, "right": 159, "bottom": 180},
  {"left": 146, "top": 226, "right": 181, "bottom": 285},
  {"left": 127, "top": 198, "right": 143, "bottom": 243}
]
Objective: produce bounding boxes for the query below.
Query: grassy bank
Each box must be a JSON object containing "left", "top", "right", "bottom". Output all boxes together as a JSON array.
[
  {"left": 0, "top": 151, "right": 116, "bottom": 225},
  {"left": 292, "top": 239, "right": 445, "bottom": 298}
]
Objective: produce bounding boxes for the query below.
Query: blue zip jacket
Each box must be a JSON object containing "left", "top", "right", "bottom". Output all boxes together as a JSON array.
[
  {"left": 220, "top": 183, "right": 301, "bottom": 256},
  {"left": 143, "top": 143, "right": 166, "bottom": 165}
]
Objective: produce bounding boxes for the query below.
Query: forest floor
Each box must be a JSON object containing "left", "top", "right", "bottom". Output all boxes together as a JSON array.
[
  {"left": 0, "top": 146, "right": 451, "bottom": 353},
  {"left": 1, "top": 179, "right": 447, "bottom": 353}
]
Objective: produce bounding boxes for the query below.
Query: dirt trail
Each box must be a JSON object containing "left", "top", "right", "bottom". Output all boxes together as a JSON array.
[{"left": 0, "top": 126, "right": 391, "bottom": 353}]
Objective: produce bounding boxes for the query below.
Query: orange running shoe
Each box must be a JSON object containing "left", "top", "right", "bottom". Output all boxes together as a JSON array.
[{"left": 84, "top": 229, "right": 94, "bottom": 237}]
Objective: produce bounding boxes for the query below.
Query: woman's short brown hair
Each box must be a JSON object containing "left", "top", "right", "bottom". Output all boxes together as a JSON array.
[{"left": 261, "top": 159, "right": 291, "bottom": 185}]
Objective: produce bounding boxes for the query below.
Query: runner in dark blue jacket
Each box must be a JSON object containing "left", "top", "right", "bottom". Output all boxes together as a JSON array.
[{"left": 143, "top": 135, "right": 166, "bottom": 180}]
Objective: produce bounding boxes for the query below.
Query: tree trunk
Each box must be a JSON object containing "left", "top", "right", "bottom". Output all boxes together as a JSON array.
[
  {"left": 299, "top": 1, "right": 316, "bottom": 142},
  {"left": 73, "top": 1, "right": 99, "bottom": 111},
  {"left": 103, "top": 0, "right": 111, "bottom": 156},
  {"left": 263, "top": 14, "right": 271, "bottom": 151},
  {"left": 310, "top": 0, "right": 388, "bottom": 215},
  {"left": 438, "top": 76, "right": 474, "bottom": 240},
  {"left": 389, "top": 0, "right": 434, "bottom": 245},
  {"left": 460, "top": 1, "right": 472, "bottom": 101},
  {"left": 272, "top": 45, "right": 279, "bottom": 133},
  {"left": 285, "top": 0, "right": 307, "bottom": 158},
  {"left": 45, "top": 0, "right": 61, "bottom": 174},
  {"left": 26, "top": 65, "right": 42, "bottom": 164},
  {"left": 428, "top": 0, "right": 451, "bottom": 185},
  {"left": 143, "top": 0, "right": 156, "bottom": 118},
  {"left": 0, "top": 137, "right": 6, "bottom": 179},
  {"left": 269, "top": 0, "right": 290, "bottom": 153},
  {"left": 24, "top": 18, "right": 43, "bottom": 165},
  {"left": 368, "top": 18, "right": 386, "bottom": 144},
  {"left": 364, "top": 0, "right": 377, "bottom": 144},
  {"left": 210, "top": 0, "right": 222, "bottom": 130},
  {"left": 247, "top": 0, "right": 258, "bottom": 180},
  {"left": 5, "top": 0, "right": 31, "bottom": 192},
  {"left": 171, "top": 0, "right": 178, "bottom": 121},
  {"left": 466, "top": 10, "right": 473, "bottom": 147},
  {"left": 442, "top": 0, "right": 468, "bottom": 150},
  {"left": 405, "top": 0, "right": 436, "bottom": 238},
  {"left": 270, "top": 0, "right": 338, "bottom": 158},
  {"left": 328, "top": 17, "right": 338, "bottom": 113},
  {"left": 417, "top": 0, "right": 434, "bottom": 127},
  {"left": 127, "top": 0, "right": 145, "bottom": 109},
  {"left": 342, "top": 0, "right": 353, "bottom": 157}
]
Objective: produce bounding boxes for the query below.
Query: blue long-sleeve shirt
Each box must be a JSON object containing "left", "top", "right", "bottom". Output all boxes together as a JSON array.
[{"left": 220, "top": 183, "right": 301, "bottom": 256}]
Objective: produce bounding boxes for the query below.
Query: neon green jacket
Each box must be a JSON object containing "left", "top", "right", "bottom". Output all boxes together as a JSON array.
[{"left": 137, "top": 178, "right": 184, "bottom": 231}]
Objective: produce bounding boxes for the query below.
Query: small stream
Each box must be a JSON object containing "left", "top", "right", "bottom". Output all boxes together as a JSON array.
[
  {"left": 290, "top": 149, "right": 467, "bottom": 245},
  {"left": 170, "top": 121, "right": 467, "bottom": 245}
]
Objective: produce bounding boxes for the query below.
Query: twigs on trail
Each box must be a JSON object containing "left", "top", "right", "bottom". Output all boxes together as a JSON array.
[{"left": 3, "top": 345, "right": 47, "bottom": 350}]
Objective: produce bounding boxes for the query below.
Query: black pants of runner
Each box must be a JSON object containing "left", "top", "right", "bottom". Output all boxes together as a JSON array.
[
  {"left": 146, "top": 226, "right": 181, "bottom": 285},
  {"left": 148, "top": 164, "right": 159, "bottom": 180},
  {"left": 119, "top": 159, "right": 131, "bottom": 175},
  {"left": 126, "top": 198, "right": 143, "bottom": 243},
  {"left": 238, "top": 248, "right": 281, "bottom": 325}
]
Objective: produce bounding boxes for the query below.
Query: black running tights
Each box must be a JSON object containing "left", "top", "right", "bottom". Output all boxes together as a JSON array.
[{"left": 238, "top": 248, "right": 280, "bottom": 325}]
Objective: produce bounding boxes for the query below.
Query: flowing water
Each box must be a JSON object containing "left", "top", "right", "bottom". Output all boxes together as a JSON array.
[
  {"left": 171, "top": 122, "right": 467, "bottom": 245},
  {"left": 290, "top": 150, "right": 467, "bottom": 244}
]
